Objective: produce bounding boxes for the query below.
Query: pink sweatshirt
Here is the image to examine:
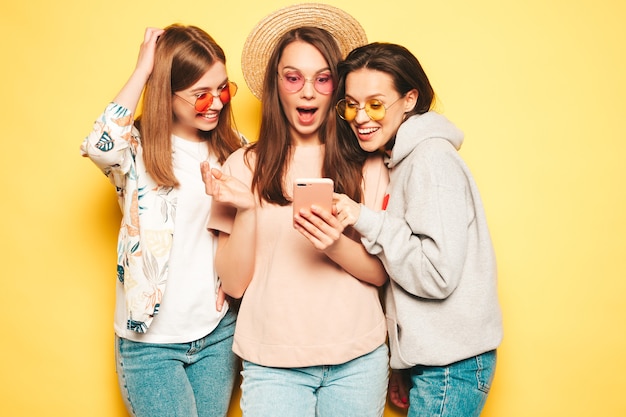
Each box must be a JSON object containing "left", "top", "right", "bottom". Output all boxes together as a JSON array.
[{"left": 208, "top": 145, "right": 389, "bottom": 367}]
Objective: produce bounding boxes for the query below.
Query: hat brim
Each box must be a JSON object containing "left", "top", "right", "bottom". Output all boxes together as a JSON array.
[{"left": 241, "top": 3, "right": 367, "bottom": 100}]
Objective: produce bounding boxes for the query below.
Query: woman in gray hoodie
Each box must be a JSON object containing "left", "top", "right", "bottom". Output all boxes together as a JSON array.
[{"left": 333, "top": 42, "right": 503, "bottom": 417}]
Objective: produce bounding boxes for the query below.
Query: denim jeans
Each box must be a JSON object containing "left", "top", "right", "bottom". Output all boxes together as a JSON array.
[
  {"left": 240, "top": 343, "right": 389, "bottom": 417},
  {"left": 115, "top": 309, "right": 238, "bottom": 417},
  {"left": 407, "top": 350, "right": 497, "bottom": 417}
]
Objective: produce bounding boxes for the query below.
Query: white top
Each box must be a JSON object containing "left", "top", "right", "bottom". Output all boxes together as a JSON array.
[{"left": 117, "top": 135, "right": 225, "bottom": 343}]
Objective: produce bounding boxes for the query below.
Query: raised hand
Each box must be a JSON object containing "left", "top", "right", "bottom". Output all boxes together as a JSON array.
[
  {"left": 112, "top": 27, "right": 165, "bottom": 113},
  {"left": 200, "top": 162, "right": 255, "bottom": 210},
  {"left": 134, "top": 27, "right": 165, "bottom": 80}
]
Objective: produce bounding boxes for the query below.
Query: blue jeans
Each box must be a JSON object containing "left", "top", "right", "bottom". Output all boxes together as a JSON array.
[
  {"left": 115, "top": 309, "right": 238, "bottom": 417},
  {"left": 407, "top": 350, "right": 497, "bottom": 417},
  {"left": 240, "top": 343, "right": 389, "bottom": 417}
]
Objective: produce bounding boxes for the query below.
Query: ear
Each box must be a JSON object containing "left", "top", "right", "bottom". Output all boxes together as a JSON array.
[{"left": 403, "top": 89, "right": 419, "bottom": 113}]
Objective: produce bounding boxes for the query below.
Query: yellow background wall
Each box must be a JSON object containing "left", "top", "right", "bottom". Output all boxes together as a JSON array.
[{"left": 1, "top": 0, "right": 624, "bottom": 415}]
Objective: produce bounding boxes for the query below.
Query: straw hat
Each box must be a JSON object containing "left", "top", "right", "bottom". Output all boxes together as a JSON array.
[{"left": 241, "top": 3, "right": 368, "bottom": 100}]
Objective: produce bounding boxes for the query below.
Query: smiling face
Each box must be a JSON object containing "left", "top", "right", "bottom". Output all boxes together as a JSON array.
[
  {"left": 344, "top": 68, "right": 417, "bottom": 153},
  {"left": 277, "top": 40, "right": 333, "bottom": 145},
  {"left": 171, "top": 61, "right": 229, "bottom": 141}
]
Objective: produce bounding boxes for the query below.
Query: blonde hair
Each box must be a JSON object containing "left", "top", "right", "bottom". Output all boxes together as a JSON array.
[{"left": 139, "top": 24, "right": 241, "bottom": 187}]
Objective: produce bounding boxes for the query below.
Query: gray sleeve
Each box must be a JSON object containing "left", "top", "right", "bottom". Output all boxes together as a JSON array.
[{"left": 354, "top": 150, "right": 470, "bottom": 300}]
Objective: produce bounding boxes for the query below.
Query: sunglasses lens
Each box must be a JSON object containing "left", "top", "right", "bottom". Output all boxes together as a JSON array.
[
  {"left": 281, "top": 72, "right": 304, "bottom": 92},
  {"left": 193, "top": 82, "right": 237, "bottom": 112},
  {"left": 365, "top": 100, "right": 386, "bottom": 121},
  {"left": 281, "top": 72, "right": 333, "bottom": 95},
  {"left": 219, "top": 88, "right": 230, "bottom": 105},
  {"left": 194, "top": 93, "right": 213, "bottom": 112},
  {"left": 314, "top": 75, "right": 334, "bottom": 95},
  {"left": 219, "top": 81, "right": 237, "bottom": 105},
  {"left": 336, "top": 100, "right": 356, "bottom": 122},
  {"left": 228, "top": 81, "right": 238, "bottom": 99},
  {"left": 336, "top": 99, "right": 388, "bottom": 122}
]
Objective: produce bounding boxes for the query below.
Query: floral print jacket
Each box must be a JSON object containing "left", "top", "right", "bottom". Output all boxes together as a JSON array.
[{"left": 81, "top": 102, "right": 176, "bottom": 333}]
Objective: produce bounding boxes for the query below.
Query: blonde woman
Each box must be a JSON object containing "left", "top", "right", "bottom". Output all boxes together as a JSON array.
[{"left": 81, "top": 25, "right": 243, "bottom": 417}]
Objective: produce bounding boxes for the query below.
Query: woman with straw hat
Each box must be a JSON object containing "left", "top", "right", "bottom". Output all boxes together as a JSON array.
[{"left": 204, "top": 4, "right": 390, "bottom": 416}]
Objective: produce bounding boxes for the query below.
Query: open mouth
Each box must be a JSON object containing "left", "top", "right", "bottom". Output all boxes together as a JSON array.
[{"left": 297, "top": 107, "right": 318, "bottom": 124}]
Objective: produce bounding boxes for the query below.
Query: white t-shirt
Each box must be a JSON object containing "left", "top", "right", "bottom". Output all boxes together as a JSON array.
[{"left": 117, "top": 135, "right": 225, "bottom": 343}]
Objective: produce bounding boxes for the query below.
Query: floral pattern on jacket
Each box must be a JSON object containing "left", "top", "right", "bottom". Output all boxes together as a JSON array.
[{"left": 81, "top": 102, "right": 176, "bottom": 333}]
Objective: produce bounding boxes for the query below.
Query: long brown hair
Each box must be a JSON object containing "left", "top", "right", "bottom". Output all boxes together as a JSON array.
[
  {"left": 139, "top": 24, "right": 241, "bottom": 187},
  {"left": 247, "top": 27, "right": 365, "bottom": 205}
]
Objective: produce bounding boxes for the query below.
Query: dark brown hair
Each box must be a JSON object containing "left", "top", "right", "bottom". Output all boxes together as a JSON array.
[
  {"left": 139, "top": 24, "right": 241, "bottom": 187},
  {"left": 336, "top": 42, "right": 435, "bottom": 150},
  {"left": 337, "top": 42, "right": 435, "bottom": 116}
]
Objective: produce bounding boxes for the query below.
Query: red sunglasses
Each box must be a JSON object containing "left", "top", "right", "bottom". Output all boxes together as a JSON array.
[{"left": 175, "top": 81, "right": 238, "bottom": 112}]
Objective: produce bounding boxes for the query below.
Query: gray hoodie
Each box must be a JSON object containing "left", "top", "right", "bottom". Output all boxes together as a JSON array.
[{"left": 354, "top": 112, "right": 503, "bottom": 368}]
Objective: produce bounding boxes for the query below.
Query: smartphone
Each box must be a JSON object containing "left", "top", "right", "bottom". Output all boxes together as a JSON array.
[{"left": 292, "top": 178, "right": 334, "bottom": 221}]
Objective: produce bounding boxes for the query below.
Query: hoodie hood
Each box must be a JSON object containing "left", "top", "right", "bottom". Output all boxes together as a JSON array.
[{"left": 387, "top": 111, "right": 464, "bottom": 169}]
